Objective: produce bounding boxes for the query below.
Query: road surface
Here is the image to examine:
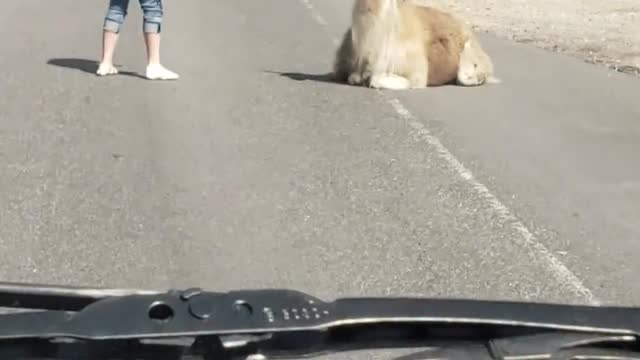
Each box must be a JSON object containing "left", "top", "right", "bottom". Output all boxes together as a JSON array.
[{"left": 1, "top": 0, "right": 639, "bottom": 334}]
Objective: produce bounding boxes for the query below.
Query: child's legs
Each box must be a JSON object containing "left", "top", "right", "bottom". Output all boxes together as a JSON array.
[
  {"left": 139, "top": 0, "right": 163, "bottom": 64},
  {"left": 101, "top": 0, "right": 130, "bottom": 65}
]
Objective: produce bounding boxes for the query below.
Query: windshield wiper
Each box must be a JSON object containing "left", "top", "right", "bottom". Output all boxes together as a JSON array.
[{"left": 0, "top": 281, "right": 638, "bottom": 359}]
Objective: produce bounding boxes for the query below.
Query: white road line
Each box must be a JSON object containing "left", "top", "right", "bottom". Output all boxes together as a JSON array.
[
  {"left": 296, "top": 0, "right": 599, "bottom": 305},
  {"left": 388, "top": 99, "right": 598, "bottom": 305}
]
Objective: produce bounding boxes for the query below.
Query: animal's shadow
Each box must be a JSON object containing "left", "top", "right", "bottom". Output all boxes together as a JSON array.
[
  {"left": 47, "top": 58, "right": 146, "bottom": 79},
  {"left": 265, "top": 70, "right": 464, "bottom": 88},
  {"left": 264, "top": 70, "right": 343, "bottom": 85}
]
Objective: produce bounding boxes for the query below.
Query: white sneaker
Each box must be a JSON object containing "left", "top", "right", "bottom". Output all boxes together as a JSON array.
[
  {"left": 96, "top": 63, "right": 118, "bottom": 76},
  {"left": 145, "top": 64, "right": 179, "bottom": 80}
]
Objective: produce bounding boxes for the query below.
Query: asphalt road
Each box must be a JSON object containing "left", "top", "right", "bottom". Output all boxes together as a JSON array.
[{"left": 1, "top": 0, "right": 639, "bottom": 332}]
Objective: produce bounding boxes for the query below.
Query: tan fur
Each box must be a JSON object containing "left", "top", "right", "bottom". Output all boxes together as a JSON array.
[
  {"left": 333, "top": 0, "right": 498, "bottom": 88},
  {"left": 410, "top": 5, "right": 472, "bottom": 86}
]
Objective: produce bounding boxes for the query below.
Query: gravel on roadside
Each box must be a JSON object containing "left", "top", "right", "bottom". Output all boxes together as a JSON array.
[{"left": 412, "top": 0, "right": 640, "bottom": 77}]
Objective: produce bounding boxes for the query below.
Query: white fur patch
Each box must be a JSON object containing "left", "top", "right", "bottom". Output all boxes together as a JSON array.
[{"left": 370, "top": 73, "right": 411, "bottom": 90}]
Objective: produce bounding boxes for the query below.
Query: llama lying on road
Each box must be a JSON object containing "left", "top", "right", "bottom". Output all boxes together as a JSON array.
[{"left": 333, "top": 0, "right": 500, "bottom": 89}]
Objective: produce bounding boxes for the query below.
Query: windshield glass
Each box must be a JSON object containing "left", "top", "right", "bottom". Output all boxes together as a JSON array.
[{"left": 0, "top": 0, "right": 639, "bottom": 349}]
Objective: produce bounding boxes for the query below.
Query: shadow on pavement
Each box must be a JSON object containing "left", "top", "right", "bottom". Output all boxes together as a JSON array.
[
  {"left": 47, "top": 58, "right": 145, "bottom": 79},
  {"left": 264, "top": 70, "right": 343, "bottom": 85},
  {"left": 264, "top": 70, "right": 460, "bottom": 88}
]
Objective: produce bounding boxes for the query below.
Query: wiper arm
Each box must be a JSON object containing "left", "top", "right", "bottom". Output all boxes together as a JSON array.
[{"left": 0, "top": 281, "right": 638, "bottom": 359}]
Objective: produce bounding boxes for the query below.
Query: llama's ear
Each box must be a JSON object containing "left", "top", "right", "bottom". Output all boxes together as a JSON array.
[{"left": 486, "top": 75, "right": 502, "bottom": 84}]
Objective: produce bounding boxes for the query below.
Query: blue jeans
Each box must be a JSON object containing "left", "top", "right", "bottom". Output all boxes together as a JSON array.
[{"left": 103, "top": 0, "right": 163, "bottom": 34}]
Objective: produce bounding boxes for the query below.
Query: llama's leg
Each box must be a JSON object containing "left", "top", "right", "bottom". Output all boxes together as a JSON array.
[
  {"left": 348, "top": 72, "right": 364, "bottom": 85},
  {"left": 348, "top": 67, "right": 373, "bottom": 86}
]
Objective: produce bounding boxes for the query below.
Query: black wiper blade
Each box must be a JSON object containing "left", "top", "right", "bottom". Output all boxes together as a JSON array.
[
  {"left": 0, "top": 282, "right": 638, "bottom": 360},
  {"left": 0, "top": 281, "right": 161, "bottom": 311}
]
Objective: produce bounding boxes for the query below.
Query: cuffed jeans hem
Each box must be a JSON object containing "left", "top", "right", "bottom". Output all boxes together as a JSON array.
[
  {"left": 143, "top": 22, "right": 162, "bottom": 33},
  {"left": 103, "top": 20, "right": 161, "bottom": 34},
  {"left": 103, "top": 19, "right": 122, "bottom": 33}
]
